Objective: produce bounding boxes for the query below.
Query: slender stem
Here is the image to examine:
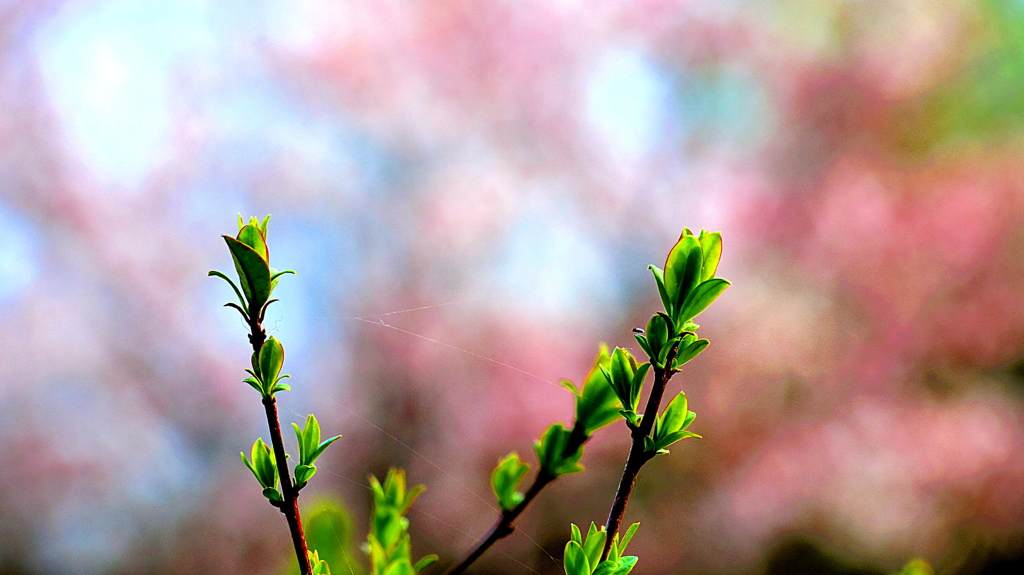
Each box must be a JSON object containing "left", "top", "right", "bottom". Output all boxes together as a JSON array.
[
  {"left": 445, "top": 471, "right": 554, "bottom": 575},
  {"left": 445, "top": 423, "right": 590, "bottom": 575},
  {"left": 264, "top": 396, "right": 312, "bottom": 575},
  {"left": 600, "top": 346, "right": 678, "bottom": 561},
  {"left": 250, "top": 317, "right": 313, "bottom": 575}
]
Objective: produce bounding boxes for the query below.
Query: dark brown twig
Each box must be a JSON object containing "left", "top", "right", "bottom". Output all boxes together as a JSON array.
[
  {"left": 249, "top": 317, "right": 313, "bottom": 575},
  {"left": 445, "top": 423, "right": 589, "bottom": 575},
  {"left": 600, "top": 344, "right": 679, "bottom": 561}
]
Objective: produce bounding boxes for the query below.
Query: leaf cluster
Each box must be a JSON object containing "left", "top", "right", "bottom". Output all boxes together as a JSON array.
[
  {"left": 492, "top": 345, "right": 630, "bottom": 513},
  {"left": 649, "top": 228, "right": 729, "bottom": 329},
  {"left": 241, "top": 438, "right": 283, "bottom": 503},
  {"left": 292, "top": 414, "right": 342, "bottom": 489},
  {"left": 364, "top": 469, "right": 438, "bottom": 575},
  {"left": 563, "top": 522, "right": 640, "bottom": 575},
  {"left": 638, "top": 228, "right": 729, "bottom": 370},
  {"left": 209, "top": 215, "right": 295, "bottom": 330},
  {"left": 242, "top": 336, "right": 293, "bottom": 397},
  {"left": 644, "top": 391, "right": 699, "bottom": 456}
]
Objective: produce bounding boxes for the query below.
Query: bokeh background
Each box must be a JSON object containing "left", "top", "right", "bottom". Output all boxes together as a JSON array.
[{"left": 4, "top": 0, "right": 1024, "bottom": 574}]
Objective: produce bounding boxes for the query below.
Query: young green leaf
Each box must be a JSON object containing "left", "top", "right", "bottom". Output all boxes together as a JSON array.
[
  {"left": 655, "top": 392, "right": 688, "bottom": 438},
  {"left": 413, "top": 554, "right": 438, "bottom": 573},
  {"left": 535, "top": 424, "right": 584, "bottom": 477},
  {"left": 309, "top": 434, "right": 342, "bottom": 464},
  {"left": 269, "top": 379, "right": 291, "bottom": 394},
  {"left": 303, "top": 415, "right": 322, "bottom": 464},
  {"left": 608, "top": 348, "right": 633, "bottom": 409},
  {"left": 651, "top": 392, "right": 700, "bottom": 452},
  {"left": 648, "top": 265, "right": 671, "bottom": 315},
  {"left": 270, "top": 268, "right": 296, "bottom": 295},
  {"left": 570, "top": 523, "right": 583, "bottom": 546},
  {"left": 645, "top": 314, "right": 669, "bottom": 364},
  {"left": 698, "top": 230, "right": 722, "bottom": 282},
  {"left": 677, "top": 278, "right": 730, "bottom": 322},
  {"left": 223, "top": 234, "right": 272, "bottom": 312},
  {"left": 618, "top": 523, "right": 639, "bottom": 555},
  {"left": 582, "top": 522, "right": 607, "bottom": 570},
  {"left": 243, "top": 377, "right": 263, "bottom": 394},
  {"left": 241, "top": 438, "right": 278, "bottom": 490},
  {"left": 237, "top": 222, "right": 269, "bottom": 261},
  {"left": 629, "top": 363, "right": 649, "bottom": 412},
  {"left": 564, "top": 540, "right": 590, "bottom": 575},
  {"left": 259, "top": 337, "right": 285, "bottom": 391},
  {"left": 664, "top": 234, "right": 703, "bottom": 315},
  {"left": 295, "top": 464, "right": 317, "bottom": 487},
  {"left": 633, "top": 334, "right": 653, "bottom": 359},
  {"left": 575, "top": 347, "right": 622, "bottom": 435},
  {"left": 491, "top": 453, "right": 531, "bottom": 511},
  {"left": 674, "top": 338, "right": 710, "bottom": 368},
  {"left": 207, "top": 270, "right": 247, "bottom": 309}
]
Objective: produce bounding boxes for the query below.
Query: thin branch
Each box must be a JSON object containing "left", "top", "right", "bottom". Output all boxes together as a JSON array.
[
  {"left": 600, "top": 344, "right": 679, "bottom": 561},
  {"left": 250, "top": 316, "right": 313, "bottom": 575},
  {"left": 445, "top": 423, "right": 589, "bottom": 575}
]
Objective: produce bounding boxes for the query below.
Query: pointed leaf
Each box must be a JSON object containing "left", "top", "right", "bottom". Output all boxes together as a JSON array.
[
  {"left": 657, "top": 392, "right": 689, "bottom": 438},
  {"left": 295, "top": 464, "right": 317, "bottom": 485},
  {"left": 560, "top": 379, "right": 580, "bottom": 396},
  {"left": 629, "top": 363, "right": 649, "bottom": 412},
  {"left": 292, "top": 422, "right": 305, "bottom": 459},
  {"left": 413, "top": 555, "right": 439, "bottom": 573},
  {"left": 649, "top": 265, "right": 672, "bottom": 315},
  {"left": 575, "top": 347, "right": 621, "bottom": 434},
  {"left": 270, "top": 268, "right": 295, "bottom": 294},
  {"left": 633, "top": 335, "right": 653, "bottom": 359},
  {"left": 655, "top": 430, "right": 700, "bottom": 451},
  {"left": 491, "top": 453, "right": 531, "bottom": 511},
  {"left": 645, "top": 314, "right": 668, "bottom": 363},
  {"left": 665, "top": 235, "right": 702, "bottom": 314},
  {"left": 678, "top": 278, "right": 730, "bottom": 322},
  {"left": 619, "top": 523, "right": 639, "bottom": 554},
  {"left": 402, "top": 484, "right": 425, "bottom": 514},
  {"left": 564, "top": 541, "right": 590, "bottom": 575},
  {"left": 674, "top": 339, "right": 710, "bottom": 367},
  {"left": 571, "top": 523, "right": 583, "bottom": 546},
  {"left": 241, "top": 451, "right": 260, "bottom": 483},
  {"left": 609, "top": 348, "right": 633, "bottom": 408},
  {"left": 243, "top": 377, "right": 263, "bottom": 394},
  {"left": 384, "top": 468, "right": 406, "bottom": 506},
  {"left": 223, "top": 235, "right": 271, "bottom": 311},
  {"left": 237, "top": 222, "right": 269, "bottom": 262},
  {"left": 310, "top": 435, "right": 342, "bottom": 464},
  {"left": 259, "top": 337, "right": 285, "bottom": 391},
  {"left": 699, "top": 231, "right": 722, "bottom": 282},
  {"left": 583, "top": 523, "right": 606, "bottom": 570},
  {"left": 208, "top": 270, "right": 247, "bottom": 308},
  {"left": 305, "top": 414, "right": 322, "bottom": 463}
]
